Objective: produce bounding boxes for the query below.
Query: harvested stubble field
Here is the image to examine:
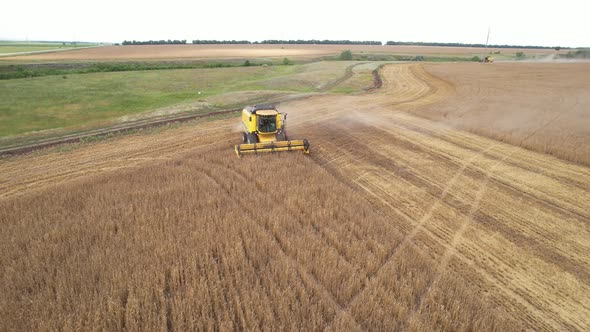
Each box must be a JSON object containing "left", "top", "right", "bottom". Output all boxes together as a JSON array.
[
  {"left": 0, "top": 41, "right": 98, "bottom": 57},
  {"left": 1, "top": 44, "right": 566, "bottom": 61},
  {"left": 416, "top": 62, "right": 590, "bottom": 166},
  {"left": 1, "top": 62, "right": 589, "bottom": 331}
]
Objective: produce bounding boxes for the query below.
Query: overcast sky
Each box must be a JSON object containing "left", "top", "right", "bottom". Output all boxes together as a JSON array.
[{"left": 1, "top": 0, "right": 587, "bottom": 47}]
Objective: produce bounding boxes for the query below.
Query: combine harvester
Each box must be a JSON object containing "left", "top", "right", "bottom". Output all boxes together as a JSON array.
[
  {"left": 482, "top": 27, "right": 494, "bottom": 63},
  {"left": 234, "top": 104, "right": 310, "bottom": 157}
]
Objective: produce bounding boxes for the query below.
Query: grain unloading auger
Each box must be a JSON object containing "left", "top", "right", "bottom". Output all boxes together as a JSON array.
[{"left": 234, "top": 104, "right": 310, "bottom": 157}]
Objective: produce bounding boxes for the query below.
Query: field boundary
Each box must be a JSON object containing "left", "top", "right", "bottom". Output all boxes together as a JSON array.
[
  {"left": 0, "top": 45, "right": 100, "bottom": 58},
  {"left": 0, "top": 64, "right": 385, "bottom": 156},
  {"left": 0, "top": 108, "right": 241, "bottom": 156}
]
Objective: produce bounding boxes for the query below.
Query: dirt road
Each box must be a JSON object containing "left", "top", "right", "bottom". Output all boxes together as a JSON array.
[{"left": 1, "top": 63, "right": 589, "bottom": 330}]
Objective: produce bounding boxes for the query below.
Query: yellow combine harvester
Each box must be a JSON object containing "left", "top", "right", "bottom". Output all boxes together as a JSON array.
[{"left": 234, "top": 104, "right": 310, "bottom": 157}]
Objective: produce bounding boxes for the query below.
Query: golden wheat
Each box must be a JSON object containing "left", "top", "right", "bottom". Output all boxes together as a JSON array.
[{"left": 0, "top": 143, "right": 518, "bottom": 330}]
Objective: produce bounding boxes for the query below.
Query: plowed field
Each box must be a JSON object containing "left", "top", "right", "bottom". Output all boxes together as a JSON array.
[
  {"left": 1, "top": 63, "right": 589, "bottom": 330},
  {"left": 2, "top": 44, "right": 565, "bottom": 61}
]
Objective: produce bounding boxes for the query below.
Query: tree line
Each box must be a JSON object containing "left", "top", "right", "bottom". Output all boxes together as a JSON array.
[
  {"left": 193, "top": 40, "right": 382, "bottom": 45},
  {"left": 558, "top": 49, "right": 590, "bottom": 59},
  {"left": 191, "top": 40, "right": 251, "bottom": 44},
  {"left": 257, "top": 40, "right": 382, "bottom": 45},
  {"left": 121, "top": 40, "right": 383, "bottom": 45},
  {"left": 385, "top": 41, "right": 565, "bottom": 50},
  {"left": 119, "top": 39, "right": 567, "bottom": 50},
  {"left": 122, "top": 40, "right": 187, "bottom": 45}
]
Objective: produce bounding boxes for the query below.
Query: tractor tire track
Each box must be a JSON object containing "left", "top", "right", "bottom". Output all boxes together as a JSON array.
[
  {"left": 310, "top": 64, "right": 590, "bottom": 331},
  {"left": 2, "top": 63, "right": 589, "bottom": 331},
  {"left": 406, "top": 153, "right": 511, "bottom": 323},
  {"left": 192, "top": 154, "right": 362, "bottom": 329}
]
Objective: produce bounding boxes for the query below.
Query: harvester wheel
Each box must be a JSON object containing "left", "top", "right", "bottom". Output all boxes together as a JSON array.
[
  {"left": 246, "top": 133, "right": 258, "bottom": 144},
  {"left": 276, "top": 130, "right": 286, "bottom": 141}
]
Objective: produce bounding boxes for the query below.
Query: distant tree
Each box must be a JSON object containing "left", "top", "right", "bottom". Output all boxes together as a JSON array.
[
  {"left": 385, "top": 40, "right": 562, "bottom": 50},
  {"left": 555, "top": 46, "right": 561, "bottom": 51},
  {"left": 561, "top": 49, "right": 590, "bottom": 59},
  {"left": 244, "top": 60, "right": 251, "bottom": 66},
  {"left": 471, "top": 56, "right": 481, "bottom": 62},
  {"left": 188, "top": 39, "right": 383, "bottom": 45},
  {"left": 120, "top": 39, "right": 190, "bottom": 45},
  {"left": 282, "top": 57, "right": 291, "bottom": 65},
  {"left": 339, "top": 50, "right": 353, "bottom": 60},
  {"left": 259, "top": 39, "right": 381, "bottom": 45},
  {"left": 192, "top": 40, "right": 250, "bottom": 44},
  {"left": 516, "top": 51, "right": 525, "bottom": 58}
]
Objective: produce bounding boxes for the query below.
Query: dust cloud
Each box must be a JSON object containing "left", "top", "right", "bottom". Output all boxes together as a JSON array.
[{"left": 518, "top": 53, "right": 590, "bottom": 63}]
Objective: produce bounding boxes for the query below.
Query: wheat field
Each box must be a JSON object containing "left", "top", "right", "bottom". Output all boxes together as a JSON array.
[
  {"left": 1, "top": 62, "right": 589, "bottom": 331},
  {"left": 0, "top": 146, "right": 517, "bottom": 330}
]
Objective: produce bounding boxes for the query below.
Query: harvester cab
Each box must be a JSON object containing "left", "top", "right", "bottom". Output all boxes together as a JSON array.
[{"left": 234, "top": 104, "right": 310, "bottom": 157}]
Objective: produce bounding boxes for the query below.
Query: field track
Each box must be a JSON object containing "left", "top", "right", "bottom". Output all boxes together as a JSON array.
[{"left": 1, "top": 63, "right": 589, "bottom": 330}]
